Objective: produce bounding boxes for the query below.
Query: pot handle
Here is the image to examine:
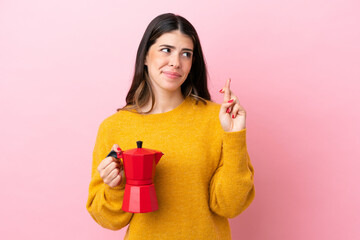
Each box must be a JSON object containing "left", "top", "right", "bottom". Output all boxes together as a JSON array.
[{"left": 106, "top": 150, "right": 123, "bottom": 159}]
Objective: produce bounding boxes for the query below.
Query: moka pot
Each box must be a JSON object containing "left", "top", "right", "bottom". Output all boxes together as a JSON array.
[{"left": 118, "top": 141, "right": 163, "bottom": 213}]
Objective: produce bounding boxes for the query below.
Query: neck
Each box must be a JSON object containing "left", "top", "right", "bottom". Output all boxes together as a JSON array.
[{"left": 142, "top": 89, "right": 185, "bottom": 114}]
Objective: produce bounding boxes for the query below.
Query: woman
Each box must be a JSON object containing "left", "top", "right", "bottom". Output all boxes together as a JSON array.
[{"left": 86, "top": 13, "right": 255, "bottom": 240}]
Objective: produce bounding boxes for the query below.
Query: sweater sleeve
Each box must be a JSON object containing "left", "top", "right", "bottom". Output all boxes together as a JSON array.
[
  {"left": 86, "top": 121, "right": 133, "bottom": 230},
  {"left": 209, "top": 128, "right": 255, "bottom": 218}
]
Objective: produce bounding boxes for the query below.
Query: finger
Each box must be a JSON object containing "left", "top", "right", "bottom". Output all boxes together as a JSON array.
[
  {"left": 231, "top": 104, "right": 241, "bottom": 118},
  {"left": 100, "top": 161, "right": 121, "bottom": 179},
  {"left": 219, "top": 78, "right": 230, "bottom": 94},
  {"left": 223, "top": 78, "right": 231, "bottom": 102},
  {"left": 219, "top": 100, "right": 236, "bottom": 115},
  {"left": 108, "top": 174, "right": 122, "bottom": 188},
  {"left": 120, "top": 169, "right": 125, "bottom": 180},
  {"left": 227, "top": 106, "right": 232, "bottom": 114},
  {"left": 97, "top": 156, "right": 116, "bottom": 172},
  {"left": 104, "top": 168, "right": 120, "bottom": 184}
]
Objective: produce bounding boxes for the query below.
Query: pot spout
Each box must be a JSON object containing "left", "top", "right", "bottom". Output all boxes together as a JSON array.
[{"left": 155, "top": 152, "right": 164, "bottom": 165}]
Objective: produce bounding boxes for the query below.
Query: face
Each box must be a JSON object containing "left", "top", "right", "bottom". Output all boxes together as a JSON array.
[{"left": 144, "top": 30, "right": 194, "bottom": 94}]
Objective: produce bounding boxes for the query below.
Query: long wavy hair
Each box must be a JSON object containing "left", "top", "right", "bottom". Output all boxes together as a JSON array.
[{"left": 117, "top": 13, "right": 211, "bottom": 113}]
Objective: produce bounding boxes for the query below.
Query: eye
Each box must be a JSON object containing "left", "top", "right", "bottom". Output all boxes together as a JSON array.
[
  {"left": 161, "top": 48, "right": 170, "bottom": 53},
  {"left": 182, "top": 52, "right": 192, "bottom": 58}
]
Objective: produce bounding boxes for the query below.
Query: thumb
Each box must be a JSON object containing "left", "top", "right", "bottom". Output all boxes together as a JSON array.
[
  {"left": 109, "top": 144, "right": 123, "bottom": 160},
  {"left": 111, "top": 144, "right": 122, "bottom": 153}
]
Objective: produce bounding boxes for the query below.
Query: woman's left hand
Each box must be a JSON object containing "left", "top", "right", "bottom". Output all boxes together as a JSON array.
[{"left": 219, "top": 78, "right": 246, "bottom": 132}]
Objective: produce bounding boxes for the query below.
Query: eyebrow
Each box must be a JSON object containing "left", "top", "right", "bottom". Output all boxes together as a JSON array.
[{"left": 159, "top": 44, "right": 193, "bottom": 52}]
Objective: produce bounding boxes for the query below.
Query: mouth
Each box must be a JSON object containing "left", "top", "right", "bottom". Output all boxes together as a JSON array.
[{"left": 162, "top": 71, "right": 182, "bottom": 79}]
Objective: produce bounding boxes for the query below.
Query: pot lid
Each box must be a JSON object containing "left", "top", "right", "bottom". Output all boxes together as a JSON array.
[{"left": 123, "top": 141, "right": 158, "bottom": 156}]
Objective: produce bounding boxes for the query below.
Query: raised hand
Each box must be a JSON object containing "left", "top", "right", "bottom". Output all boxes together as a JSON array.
[{"left": 219, "top": 78, "right": 247, "bottom": 132}]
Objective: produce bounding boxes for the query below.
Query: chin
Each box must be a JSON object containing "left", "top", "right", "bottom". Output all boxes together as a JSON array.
[
  {"left": 160, "top": 84, "right": 182, "bottom": 92},
  {"left": 160, "top": 78, "right": 185, "bottom": 91}
]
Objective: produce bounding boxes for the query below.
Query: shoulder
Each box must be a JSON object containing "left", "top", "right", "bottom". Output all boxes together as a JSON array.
[
  {"left": 186, "top": 97, "right": 224, "bottom": 136},
  {"left": 97, "top": 109, "right": 136, "bottom": 132}
]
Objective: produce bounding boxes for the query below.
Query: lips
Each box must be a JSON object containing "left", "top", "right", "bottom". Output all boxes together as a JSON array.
[{"left": 162, "top": 71, "right": 182, "bottom": 78}]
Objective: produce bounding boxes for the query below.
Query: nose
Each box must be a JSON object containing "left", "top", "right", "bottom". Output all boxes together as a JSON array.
[{"left": 169, "top": 54, "right": 180, "bottom": 68}]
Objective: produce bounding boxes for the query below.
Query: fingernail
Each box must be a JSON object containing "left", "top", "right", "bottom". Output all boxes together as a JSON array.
[
  {"left": 226, "top": 108, "right": 231, "bottom": 113},
  {"left": 228, "top": 99, "right": 234, "bottom": 103},
  {"left": 232, "top": 114, "right": 235, "bottom": 118},
  {"left": 219, "top": 88, "right": 224, "bottom": 93}
]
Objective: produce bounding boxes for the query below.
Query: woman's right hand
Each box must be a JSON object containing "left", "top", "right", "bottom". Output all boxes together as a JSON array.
[{"left": 97, "top": 144, "right": 124, "bottom": 188}]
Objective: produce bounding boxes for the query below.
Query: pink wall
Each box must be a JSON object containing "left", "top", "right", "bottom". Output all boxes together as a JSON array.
[{"left": 1, "top": 0, "right": 359, "bottom": 239}]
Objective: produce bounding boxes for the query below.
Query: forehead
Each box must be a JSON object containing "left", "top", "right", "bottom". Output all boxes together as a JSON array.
[{"left": 154, "top": 30, "right": 194, "bottom": 48}]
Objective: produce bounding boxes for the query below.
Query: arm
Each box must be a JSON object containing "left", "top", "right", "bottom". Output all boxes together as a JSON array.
[
  {"left": 86, "top": 121, "right": 133, "bottom": 230},
  {"left": 209, "top": 128, "right": 255, "bottom": 218}
]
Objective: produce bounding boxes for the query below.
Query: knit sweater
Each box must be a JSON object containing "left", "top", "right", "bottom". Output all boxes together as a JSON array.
[{"left": 86, "top": 96, "right": 255, "bottom": 240}]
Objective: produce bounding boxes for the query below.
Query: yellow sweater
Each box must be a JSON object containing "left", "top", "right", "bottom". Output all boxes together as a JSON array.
[{"left": 86, "top": 96, "right": 255, "bottom": 240}]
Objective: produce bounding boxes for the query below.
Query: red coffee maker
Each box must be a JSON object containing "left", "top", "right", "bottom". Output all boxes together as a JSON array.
[{"left": 118, "top": 141, "right": 163, "bottom": 213}]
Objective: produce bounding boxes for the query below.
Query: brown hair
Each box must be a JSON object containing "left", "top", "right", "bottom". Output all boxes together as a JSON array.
[{"left": 117, "top": 13, "right": 211, "bottom": 113}]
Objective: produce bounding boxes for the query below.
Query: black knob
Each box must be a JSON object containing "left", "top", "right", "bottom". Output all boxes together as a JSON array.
[{"left": 137, "top": 141, "right": 143, "bottom": 148}]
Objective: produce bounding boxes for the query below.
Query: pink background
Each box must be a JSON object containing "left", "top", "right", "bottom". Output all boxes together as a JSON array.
[{"left": 1, "top": 0, "right": 359, "bottom": 239}]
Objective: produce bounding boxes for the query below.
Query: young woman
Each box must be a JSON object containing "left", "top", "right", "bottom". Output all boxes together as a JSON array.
[{"left": 86, "top": 13, "right": 255, "bottom": 240}]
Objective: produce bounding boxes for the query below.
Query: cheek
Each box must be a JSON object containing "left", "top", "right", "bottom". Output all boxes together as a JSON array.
[
  {"left": 184, "top": 60, "right": 193, "bottom": 73},
  {"left": 147, "top": 51, "right": 160, "bottom": 66},
  {"left": 150, "top": 52, "right": 167, "bottom": 67}
]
